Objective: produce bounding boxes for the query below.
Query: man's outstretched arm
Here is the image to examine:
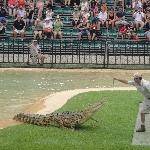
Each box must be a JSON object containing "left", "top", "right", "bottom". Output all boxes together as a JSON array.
[{"left": 113, "top": 78, "right": 128, "bottom": 84}]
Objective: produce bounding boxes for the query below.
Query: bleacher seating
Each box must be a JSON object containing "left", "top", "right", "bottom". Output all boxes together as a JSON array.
[{"left": 0, "top": 0, "right": 149, "bottom": 42}]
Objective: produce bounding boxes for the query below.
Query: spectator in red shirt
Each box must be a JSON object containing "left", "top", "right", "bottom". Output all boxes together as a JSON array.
[
  {"left": 118, "top": 24, "right": 128, "bottom": 39},
  {"left": 8, "top": 0, "right": 17, "bottom": 16},
  {"left": 18, "top": 0, "right": 26, "bottom": 8}
]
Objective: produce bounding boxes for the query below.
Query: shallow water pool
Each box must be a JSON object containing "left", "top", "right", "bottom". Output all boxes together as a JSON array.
[{"left": 0, "top": 70, "right": 116, "bottom": 120}]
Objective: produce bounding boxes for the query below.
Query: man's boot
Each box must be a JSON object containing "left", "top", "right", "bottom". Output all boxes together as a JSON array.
[{"left": 136, "top": 125, "right": 146, "bottom": 132}]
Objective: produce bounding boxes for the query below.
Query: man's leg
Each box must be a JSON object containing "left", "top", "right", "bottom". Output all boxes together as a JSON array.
[
  {"left": 31, "top": 56, "right": 38, "bottom": 65},
  {"left": 136, "top": 113, "right": 145, "bottom": 132},
  {"left": 136, "top": 101, "right": 147, "bottom": 132}
]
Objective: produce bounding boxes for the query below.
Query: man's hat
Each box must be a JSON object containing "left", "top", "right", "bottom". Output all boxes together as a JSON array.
[
  {"left": 56, "top": 15, "right": 60, "bottom": 19},
  {"left": 133, "top": 72, "right": 142, "bottom": 78}
]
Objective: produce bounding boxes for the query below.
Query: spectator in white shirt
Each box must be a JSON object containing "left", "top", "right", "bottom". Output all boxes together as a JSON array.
[
  {"left": 97, "top": 8, "right": 108, "bottom": 30},
  {"left": 43, "top": 18, "right": 53, "bottom": 39},
  {"left": 132, "top": 0, "right": 143, "bottom": 11},
  {"left": 133, "top": 7, "right": 145, "bottom": 30},
  {"left": 80, "top": 0, "right": 89, "bottom": 12},
  {"left": 45, "top": 8, "right": 54, "bottom": 20},
  {"left": 16, "top": 6, "right": 26, "bottom": 19},
  {"left": 82, "top": 7, "right": 90, "bottom": 20}
]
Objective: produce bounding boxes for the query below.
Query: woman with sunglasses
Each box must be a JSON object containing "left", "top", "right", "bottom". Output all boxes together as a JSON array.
[{"left": 114, "top": 72, "right": 150, "bottom": 132}]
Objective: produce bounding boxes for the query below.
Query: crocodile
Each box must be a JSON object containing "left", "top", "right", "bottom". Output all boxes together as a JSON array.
[{"left": 13, "top": 101, "right": 104, "bottom": 129}]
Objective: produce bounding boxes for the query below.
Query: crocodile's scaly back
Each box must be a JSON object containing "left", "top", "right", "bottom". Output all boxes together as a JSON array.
[{"left": 13, "top": 101, "right": 105, "bottom": 128}]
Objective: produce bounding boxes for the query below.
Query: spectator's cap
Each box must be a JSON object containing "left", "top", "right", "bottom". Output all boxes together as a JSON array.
[
  {"left": 133, "top": 72, "right": 142, "bottom": 78},
  {"left": 56, "top": 15, "right": 60, "bottom": 19}
]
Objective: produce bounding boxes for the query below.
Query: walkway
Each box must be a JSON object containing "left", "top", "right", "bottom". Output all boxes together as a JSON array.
[{"left": 132, "top": 103, "right": 150, "bottom": 145}]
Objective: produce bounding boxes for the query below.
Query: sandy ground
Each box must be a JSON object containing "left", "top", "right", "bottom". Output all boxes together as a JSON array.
[{"left": 0, "top": 86, "right": 136, "bottom": 129}]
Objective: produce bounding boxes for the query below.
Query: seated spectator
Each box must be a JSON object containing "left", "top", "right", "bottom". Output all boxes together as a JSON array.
[
  {"left": 72, "top": 8, "right": 80, "bottom": 28},
  {"left": 8, "top": 0, "right": 17, "bottom": 17},
  {"left": 145, "top": 8, "right": 150, "bottom": 30},
  {"left": 90, "top": 21, "right": 98, "bottom": 40},
  {"left": 27, "top": 40, "right": 46, "bottom": 65},
  {"left": 16, "top": 6, "right": 26, "bottom": 19},
  {"left": 45, "top": 8, "right": 54, "bottom": 20},
  {"left": 93, "top": 1, "right": 99, "bottom": 17},
  {"left": 53, "top": 15, "right": 63, "bottom": 39},
  {"left": 18, "top": 0, "right": 26, "bottom": 8},
  {"left": 116, "top": 0, "right": 124, "bottom": 8},
  {"left": 80, "top": 0, "right": 89, "bottom": 12},
  {"left": 73, "top": 0, "right": 80, "bottom": 6},
  {"left": 145, "top": 29, "right": 150, "bottom": 41},
  {"left": 36, "top": 0, "right": 44, "bottom": 18},
  {"left": 0, "top": 22, "right": 5, "bottom": 34},
  {"left": 82, "top": 7, "right": 90, "bottom": 20},
  {"left": 126, "top": 0, "right": 132, "bottom": 8},
  {"left": 46, "top": 0, "right": 53, "bottom": 9},
  {"left": 73, "top": 2, "right": 80, "bottom": 9},
  {"left": 26, "top": 5, "right": 34, "bottom": 26},
  {"left": 118, "top": 24, "right": 128, "bottom": 40},
  {"left": 130, "top": 30, "right": 139, "bottom": 41},
  {"left": 26, "top": 0, "right": 34, "bottom": 10},
  {"left": 126, "top": 22, "right": 136, "bottom": 34},
  {"left": 106, "top": 8, "right": 115, "bottom": 28},
  {"left": 90, "top": 0, "right": 98, "bottom": 13},
  {"left": 77, "top": 17, "right": 91, "bottom": 40},
  {"left": 43, "top": 18, "right": 53, "bottom": 39},
  {"left": 132, "top": 0, "right": 143, "bottom": 11},
  {"left": 143, "top": 0, "right": 149, "bottom": 13},
  {"left": 0, "top": 5, "right": 7, "bottom": 25},
  {"left": 101, "top": 0, "right": 107, "bottom": 12},
  {"left": 115, "top": 7, "right": 126, "bottom": 27},
  {"left": 13, "top": 15, "right": 25, "bottom": 39},
  {"left": 97, "top": 7, "right": 108, "bottom": 29},
  {"left": 133, "top": 7, "right": 145, "bottom": 30},
  {"left": 33, "top": 18, "right": 43, "bottom": 39}
]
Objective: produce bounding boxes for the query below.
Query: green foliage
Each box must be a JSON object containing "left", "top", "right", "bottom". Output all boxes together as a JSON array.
[{"left": 0, "top": 91, "right": 149, "bottom": 150}]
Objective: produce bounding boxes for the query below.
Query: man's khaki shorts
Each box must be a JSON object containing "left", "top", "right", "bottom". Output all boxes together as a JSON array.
[{"left": 141, "top": 99, "right": 150, "bottom": 114}]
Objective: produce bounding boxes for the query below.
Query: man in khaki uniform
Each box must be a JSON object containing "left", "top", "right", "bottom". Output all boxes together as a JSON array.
[
  {"left": 28, "top": 40, "right": 46, "bottom": 65},
  {"left": 114, "top": 72, "right": 150, "bottom": 132}
]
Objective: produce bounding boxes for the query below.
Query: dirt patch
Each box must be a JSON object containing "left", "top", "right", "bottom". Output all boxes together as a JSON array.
[
  {"left": 0, "top": 119, "right": 22, "bottom": 129},
  {"left": 23, "top": 98, "right": 45, "bottom": 113},
  {"left": 1, "top": 68, "right": 150, "bottom": 74}
]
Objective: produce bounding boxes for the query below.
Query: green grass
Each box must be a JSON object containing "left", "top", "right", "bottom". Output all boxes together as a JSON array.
[{"left": 0, "top": 90, "right": 149, "bottom": 150}]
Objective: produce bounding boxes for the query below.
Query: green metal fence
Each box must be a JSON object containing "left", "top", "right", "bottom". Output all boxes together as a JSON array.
[{"left": 0, "top": 37, "right": 150, "bottom": 68}]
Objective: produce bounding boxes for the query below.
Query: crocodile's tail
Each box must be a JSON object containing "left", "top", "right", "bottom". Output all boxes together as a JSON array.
[
  {"left": 79, "top": 101, "right": 105, "bottom": 124},
  {"left": 13, "top": 113, "right": 52, "bottom": 126}
]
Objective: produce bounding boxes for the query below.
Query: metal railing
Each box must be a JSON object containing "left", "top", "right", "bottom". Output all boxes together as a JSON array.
[{"left": 0, "top": 37, "right": 150, "bottom": 68}]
